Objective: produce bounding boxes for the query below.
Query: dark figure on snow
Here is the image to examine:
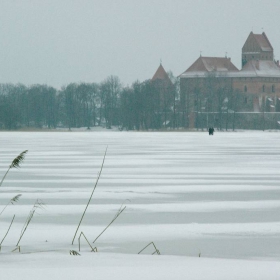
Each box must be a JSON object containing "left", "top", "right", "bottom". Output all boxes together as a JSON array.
[{"left": 209, "top": 127, "right": 214, "bottom": 135}]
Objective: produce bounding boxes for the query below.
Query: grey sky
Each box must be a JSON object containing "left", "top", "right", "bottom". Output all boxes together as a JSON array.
[{"left": 0, "top": 0, "right": 279, "bottom": 88}]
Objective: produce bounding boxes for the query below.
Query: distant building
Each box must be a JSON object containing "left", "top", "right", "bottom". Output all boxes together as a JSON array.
[
  {"left": 152, "top": 63, "right": 172, "bottom": 82},
  {"left": 150, "top": 64, "right": 175, "bottom": 128},
  {"left": 242, "top": 32, "right": 274, "bottom": 67},
  {"left": 179, "top": 32, "right": 280, "bottom": 129},
  {"left": 151, "top": 63, "right": 174, "bottom": 108}
]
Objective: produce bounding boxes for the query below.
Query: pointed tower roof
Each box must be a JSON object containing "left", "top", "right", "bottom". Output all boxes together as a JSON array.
[
  {"left": 152, "top": 64, "right": 172, "bottom": 82},
  {"left": 254, "top": 33, "right": 273, "bottom": 51},
  {"left": 243, "top": 32, "right": 273, "bottom": 52}
]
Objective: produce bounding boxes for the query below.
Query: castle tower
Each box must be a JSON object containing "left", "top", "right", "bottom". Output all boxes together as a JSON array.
[
  {"left": 242, "top": 32, "right": 274, "bottom": 67},
  {"left": 151, "top": 63, "right": 172, "bottom": 82}
]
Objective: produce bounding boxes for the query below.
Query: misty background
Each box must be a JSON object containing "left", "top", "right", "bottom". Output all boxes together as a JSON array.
[{"left": 0, "top": 0, "right": 279, "bottom": 88}]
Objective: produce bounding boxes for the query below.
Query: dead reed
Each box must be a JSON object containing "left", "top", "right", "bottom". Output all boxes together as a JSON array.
[
  {"left": 0, "top": 151, "right": 27, "bottom": 251},
  {"left": 70, "top": 250, "right": 80, "bottom": 256},
  {"left": 0, "top": 194, "right": 22, "bottom": 215},
  {"left": 0, "top": 214, "right": 15, "bottom": 250},
  {"left": 16, "top": 199, "right": 45, "bottom": 246},
  {"left": 92, "top": 204, "right": 126, "bottom": 245},
  {"left": 78, "top": 232, "right": 97, "bottom": 252},
  {"left": 72, "top": 147, "right": 108, "bottom": 245},
  {"left": 138, "top": 242, "right": 160, "bottom": 255},
  {"left": 0, "top": 150, "right": 28, "bottom": 187}
]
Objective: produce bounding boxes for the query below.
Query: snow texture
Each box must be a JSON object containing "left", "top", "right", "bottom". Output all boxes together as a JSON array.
[{"left": 0, "top": 131, "right": 280, "bottom": 279}]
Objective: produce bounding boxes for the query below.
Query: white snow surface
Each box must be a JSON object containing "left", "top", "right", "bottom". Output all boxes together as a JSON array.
[{"left": 0, "top": 131, "right": 280, "bottom": 279}]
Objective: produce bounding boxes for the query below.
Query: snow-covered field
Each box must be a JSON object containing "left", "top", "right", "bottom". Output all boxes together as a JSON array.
[{"left": 0, "top": 131, "right": 280, "bottom": 279}]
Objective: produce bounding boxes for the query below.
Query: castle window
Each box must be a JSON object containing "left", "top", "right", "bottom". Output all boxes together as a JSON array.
[
  {"left": 262, "top": 85, "right": 265, "bottom": 92},
  {"left": 272, "top": 85, "right": 275, "bottom": 93},
  {"left": 244, "top": 86, "right": 247, "bottom": 92},
  {"left": 244, "top": 97, "right": 248, "bottom": 104}
]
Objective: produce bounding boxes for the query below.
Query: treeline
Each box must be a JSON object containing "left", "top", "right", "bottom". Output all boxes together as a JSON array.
[{"left": 0, "top": 75, "right": 179, "bottom": 130}]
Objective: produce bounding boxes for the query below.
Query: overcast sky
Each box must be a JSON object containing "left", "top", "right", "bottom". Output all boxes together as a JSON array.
[{"left": 0, "top": 0, "right": 279, "bottom": 88}]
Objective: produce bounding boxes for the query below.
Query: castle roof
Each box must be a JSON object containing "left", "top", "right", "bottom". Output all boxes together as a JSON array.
[
  {"left": 239, "top": 60, "right": 280, "bottom": 77},
  {"left": 180, "top": 59, "right": 280, "bottom": 79},
  {"left": 243, "top": 32, "right": 273, "bottom": 52},
  {"left": 180, "top": 56, "right": 239, "bottom": 78},
  {"left": 152, "top": 64, "right": 172, "bottom": 82}
]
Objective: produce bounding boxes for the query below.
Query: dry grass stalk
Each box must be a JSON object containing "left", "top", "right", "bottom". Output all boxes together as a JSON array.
[
  {"left": 72, "top": 146, "right": 108, "bottom": 245},
  {"left": 0, "top": 194, "right": 22, "bottom": 216},
  {"left": 138, "top": 242, "right": 160, "bottom": 255},
  {"left": 78, "top": 231, "right": 97, "bottom": 252},
  {"left": 16, "top": 199, "right": 45, "bottom": 246},
  {"left": 0, "top": 214, "right": 16, "bottom": 249},
  {"left": 92, "top": 204, "right": 126, "bottom": 245},
  {"left": 70, "top": 250, "right": 80, "bottom": 256},
  {"left": 0, "top": 150, "right": 28, "bottom": 187},
  {"left": 12, "top": 246, "right": 20, "bottom": 253}
]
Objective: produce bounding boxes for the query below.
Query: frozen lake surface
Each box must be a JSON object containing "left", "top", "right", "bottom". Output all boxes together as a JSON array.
[{"left": 0, "top": 131, "right": 280, "bottom": 279}]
